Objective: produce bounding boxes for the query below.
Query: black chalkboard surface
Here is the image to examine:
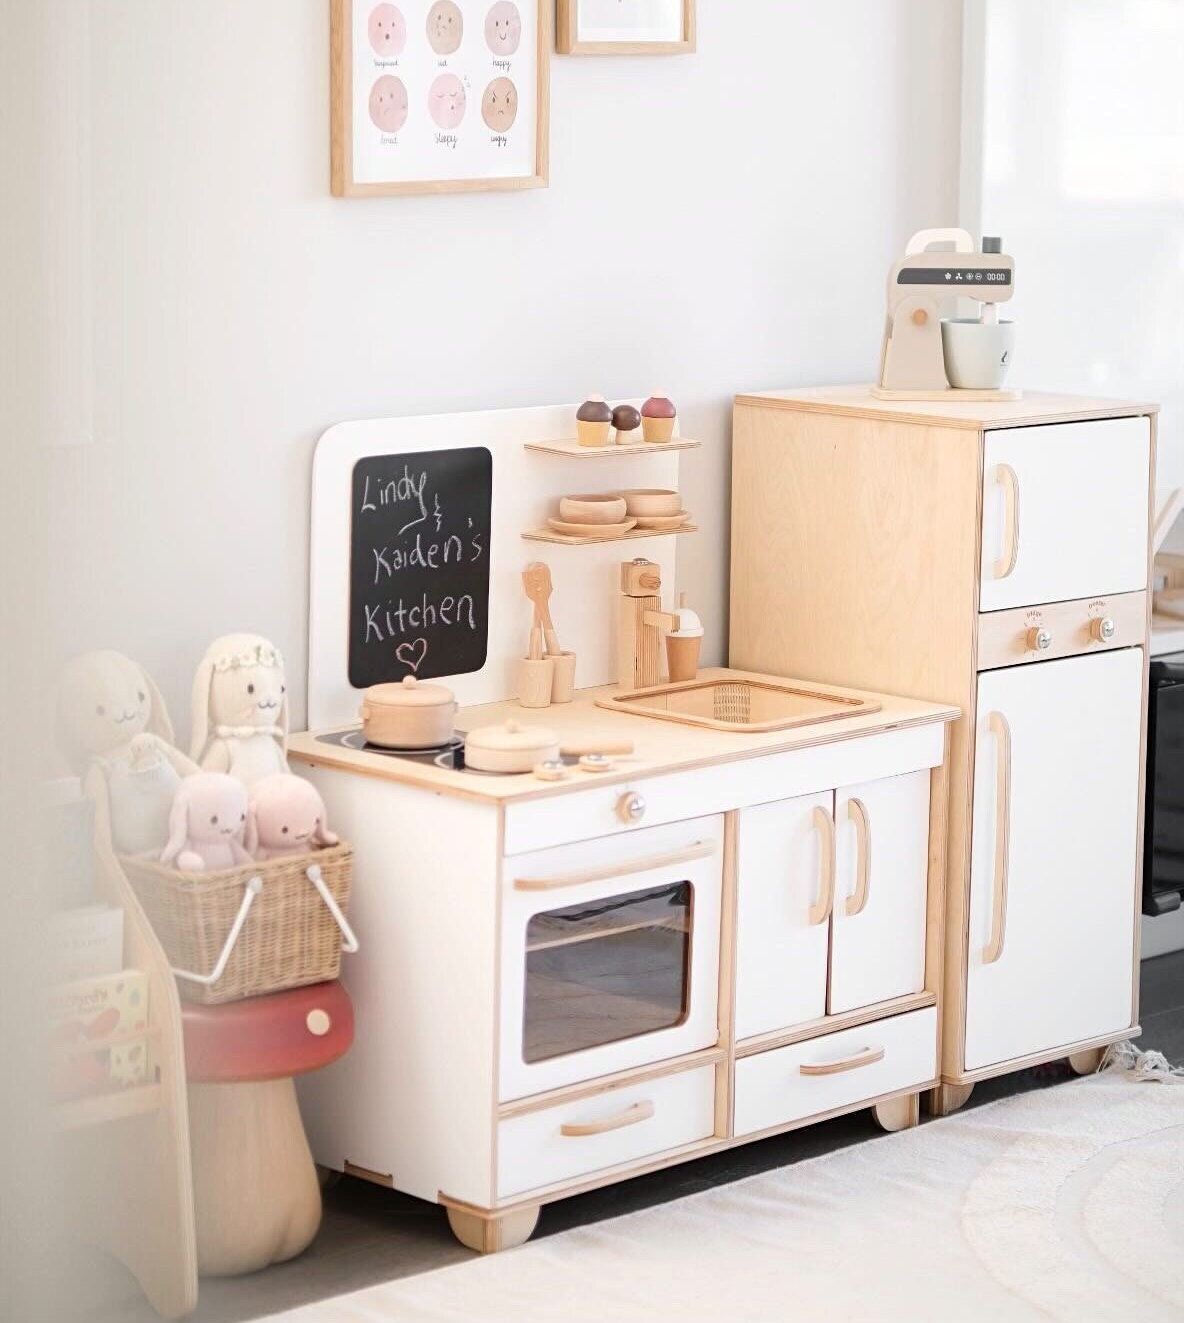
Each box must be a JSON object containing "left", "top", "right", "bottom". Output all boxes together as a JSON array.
[{"left": 348, "top": 447, "right": 492, "bottom": 689}]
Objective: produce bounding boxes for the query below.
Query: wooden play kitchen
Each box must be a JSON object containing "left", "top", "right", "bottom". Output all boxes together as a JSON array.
[
  {"left": 730, "top": 386, "right": 1156, "bottom": 1113},
  {"left": 289, "top": 398, "right": 960, "bottom": 1254}
]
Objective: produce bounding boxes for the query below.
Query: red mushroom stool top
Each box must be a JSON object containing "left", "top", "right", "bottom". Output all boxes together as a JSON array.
[{"left": 182, "top": 980, "right": 354, "bottom": 1085}]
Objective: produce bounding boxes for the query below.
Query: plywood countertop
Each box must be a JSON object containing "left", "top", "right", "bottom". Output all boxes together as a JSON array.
[
  {"left": 288, "top": 668, "right": 958, "bottom": 805},
  {"left": 735, "top": 385, "right": 1158, "bottom": 431}
]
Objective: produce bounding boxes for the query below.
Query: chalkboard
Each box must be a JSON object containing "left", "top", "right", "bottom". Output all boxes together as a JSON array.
[{"left": 348, "top": 447, "right": 492, "bottom": 689}]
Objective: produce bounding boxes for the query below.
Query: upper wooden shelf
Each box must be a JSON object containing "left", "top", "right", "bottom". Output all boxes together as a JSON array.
[
  {"left": 524, "top": 437, "right": 701, "bottom": 459},
  {"left": 522, "top": 524, "right": 698, "bottom": 547}
]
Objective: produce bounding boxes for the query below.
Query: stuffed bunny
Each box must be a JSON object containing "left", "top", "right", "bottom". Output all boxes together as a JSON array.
[
  {"left": 56, "top": 650, "right": 198, "bottom": 855},
  {"left": 247, "top": 774, "right": 339, "bottom": 861},
  {"left": 161, "top": 773, "right": 252, "bottom": 872},
  {"left": 191, "top": 634, "right": 290, "bottom": 786}
]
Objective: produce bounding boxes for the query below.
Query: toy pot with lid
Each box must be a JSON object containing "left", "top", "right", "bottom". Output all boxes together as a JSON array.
[
  {"left": 464, "top": 720, "right": 560, "bottom": 773},
  {"left": 359, "top": 675, "right": 457, "bottom": 749}
]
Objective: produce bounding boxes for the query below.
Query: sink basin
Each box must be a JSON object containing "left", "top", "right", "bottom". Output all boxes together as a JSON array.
[{"left": 597, "top": 675, "right": 880, "bottom": 733}]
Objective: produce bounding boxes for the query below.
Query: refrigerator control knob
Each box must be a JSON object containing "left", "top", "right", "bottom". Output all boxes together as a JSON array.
[
  {"left": 617, "top": 791, "right": 646, "bottom": 823},
  {"left": 1090, "top": 616, "right": 1116, "bottom": 643},
  {"left": 1025, "top": 627, "right": 1053, "bottom": 652}
]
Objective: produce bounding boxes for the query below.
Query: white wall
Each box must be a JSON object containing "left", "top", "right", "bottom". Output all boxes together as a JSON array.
[{"left": 48, "top": 0, "right": 963, "bottom": 736}]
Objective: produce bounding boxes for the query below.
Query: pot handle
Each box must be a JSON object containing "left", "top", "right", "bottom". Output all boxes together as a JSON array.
[{"left": 358, "top": 702, "right": 371, "bottom": 721}]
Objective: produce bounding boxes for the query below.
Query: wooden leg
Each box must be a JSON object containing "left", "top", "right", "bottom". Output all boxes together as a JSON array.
[
  {"left": 446, "top": 1204, "right": 540, "bottom": 1254},
  {"left": 189, "top": 1078, "right": 322, "bottom": 1276},
  {"left": 316, "top": 1164, "right": 343, "bottom": 1191},
  {"left": 872, "top": 1091, "right": 920, "bottom": 1132},
  {"left": 925, "top": 1081, "right": 974, "bottom": 1118},
  {"left": 1068, "top": 1047, "right": 1105, "bottom": 1076}
]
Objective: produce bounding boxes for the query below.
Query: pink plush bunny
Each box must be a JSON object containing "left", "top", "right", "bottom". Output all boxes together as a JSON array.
[
  {"left": 247, "top": 774, "right": 339, "bottom": 862},
  {"left": 161, "top": 773, "right": 253, "bottom": 872}
]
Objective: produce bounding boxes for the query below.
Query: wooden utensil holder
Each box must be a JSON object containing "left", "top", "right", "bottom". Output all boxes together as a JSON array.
[{"left": 517, "top": 657, "right": 555, "bottom": 709}]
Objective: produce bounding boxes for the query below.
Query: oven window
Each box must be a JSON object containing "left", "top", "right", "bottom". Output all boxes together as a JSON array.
[{"left": 522, "top": 881, "right": 693, "bottom": 1064}]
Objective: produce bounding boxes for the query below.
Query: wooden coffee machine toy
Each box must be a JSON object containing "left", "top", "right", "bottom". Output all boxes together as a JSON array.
[
  {"left": 877, "top": 227, "right": 1017, "bottom": 400},
  {"left": 618, "top": 558, "right": 703, "bottom": 688}
]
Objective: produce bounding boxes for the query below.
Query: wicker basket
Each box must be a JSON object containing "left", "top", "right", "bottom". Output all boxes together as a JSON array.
[{"left": 123, "top": 843, "right": 355, "bottom": 1005}]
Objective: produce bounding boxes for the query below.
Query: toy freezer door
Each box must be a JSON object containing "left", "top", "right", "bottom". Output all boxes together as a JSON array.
[
  {"left": 827, "top": 770, "right": 930, "bottom": 1015},
  {"left": 979, "top": 417, "right": 1150, "bottom": 612},
  {"left": 964, "top": 650, "right": 1142, "bottom": 1072},
  {"left": 734, "top": 791, "right": 833, "bottom": 1040}
]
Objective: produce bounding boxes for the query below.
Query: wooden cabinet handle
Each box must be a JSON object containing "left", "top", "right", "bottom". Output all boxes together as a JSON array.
[
  {"left": 808, "top": 805, "right": 835, "bottom": 926},
  {"left": 560, "top": 1100, "right": 655, "bottom": 1137},
  {"left": 513, "top": 841, "right": 713, "bottom": 891},
  {"left": 799, "top": 1046, "right": 885, "bottom": 1077},
  {"left": 982, "top": 711, "right": 1012, "bottom": 964},
  {"left": 844, "top": 797, "right": 872, "bottom": 917},
  {"left": 993, "top": 463, "right": 1020, "bottom": 580}
]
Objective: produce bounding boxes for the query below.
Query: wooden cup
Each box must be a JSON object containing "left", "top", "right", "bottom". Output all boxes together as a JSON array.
[
  {"left": 666, "top": 634, "right": 702, "bottom": 683},
  {"left": 548, "top": 652, "right": 577, "bottom": 704},
  {"left": 517, "top": 657, "right": 554, "bottom": 708}
]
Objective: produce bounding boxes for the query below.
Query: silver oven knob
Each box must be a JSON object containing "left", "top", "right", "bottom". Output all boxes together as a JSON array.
[
  {"left": 1025, "top": 627, "right": 1052, "bottom": 652},
  {"left": 616, "top": 791, "right": 646, "bottom": 824},
  {"left": 1090, "top": 616, "right": 1116, "bottom": 643}
]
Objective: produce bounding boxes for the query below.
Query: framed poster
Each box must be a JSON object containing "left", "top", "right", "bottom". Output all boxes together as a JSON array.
[
  {"left": 331, "top": 1, "right": 550, "bottom": 196},
  {"left": 557, "top": 0, "right": 695, "bottom": 54}
]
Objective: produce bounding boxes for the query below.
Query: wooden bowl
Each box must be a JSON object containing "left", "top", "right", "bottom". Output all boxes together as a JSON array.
[
  {"left": 619, "top": 489, "right": 682, "bottom": 518},
  {"left": 558, "top": 494, "right": 628, "bottom": 525}
]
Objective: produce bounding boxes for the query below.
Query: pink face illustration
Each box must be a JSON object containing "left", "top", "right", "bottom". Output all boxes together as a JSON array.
[
  {"left": 482, "top": 77, "right": 518, "bottom": 131},
  {"left": 369, "top": 75, "right": 409, "bottom": 133},
  {"left": 367, "top": 4, "right": 407, "bottom": 56},
  {"left": 426, "top": 1, "right": 464, "bottom": 55},
  {"left": 484, "top": 2, "right": 522, "bottom": 55},
  {"left": 429, "top": 73, "right": 466, "bottom": 129}
]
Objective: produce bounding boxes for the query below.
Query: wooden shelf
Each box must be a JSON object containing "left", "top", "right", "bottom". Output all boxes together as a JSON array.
[
  {"left": 53, "top": 1082, "right": 163, "bottom": 1133},
  {"left": 524, "top": 437, "right": 701, "bottom": 459},
  {"left": 522, "top": 524, "right": 698, "bottom": 547},
  {"left": 58, "top": 1023, "right": 162, "bottom": 1059}
]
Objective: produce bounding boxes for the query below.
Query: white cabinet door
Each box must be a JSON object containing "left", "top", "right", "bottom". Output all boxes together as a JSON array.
[
  {"left": 734, "top": 792, "right": 832, "bottom": 1039},
  {"left": 964, "top": 650, "right": 1143, "bottom": 1072},
  {"left": 979, "top": 417, "right": 1150, "bottom": 612},
  {"left": 828, "top": 770, "right": 930, "bottom": 1015}
]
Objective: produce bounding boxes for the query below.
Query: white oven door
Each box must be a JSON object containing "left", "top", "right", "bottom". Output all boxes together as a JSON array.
[{"left": 499, "top": 816, "right": 724, "bottom": 1101}]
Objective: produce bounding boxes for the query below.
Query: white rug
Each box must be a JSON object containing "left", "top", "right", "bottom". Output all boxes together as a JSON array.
[{"left": 267, "top": 1074, "right": 1184, "bottom": 1322}]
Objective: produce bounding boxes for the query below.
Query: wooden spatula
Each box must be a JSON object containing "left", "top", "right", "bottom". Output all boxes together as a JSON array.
[{"left": 522, "top": 562, "right": 562, "bottom": 656}]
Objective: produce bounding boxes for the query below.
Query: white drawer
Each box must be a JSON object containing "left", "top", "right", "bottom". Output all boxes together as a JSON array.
[
  {"left": 979, "top": 417, "right": 1150, "bottom": 612},
  {"left": 503, "top": 724, "right": 945, "bottom": 854},
  {"left": 733, "top": 1007, "right": 937, "bottom": 1138},
  {"left": 496, "top": 1064, "right": 717, "bottom": 1200}
]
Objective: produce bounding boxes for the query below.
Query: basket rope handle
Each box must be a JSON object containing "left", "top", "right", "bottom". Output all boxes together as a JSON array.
[
  {"left": 305, "top": 864, "right": 359, "bottom": 954},
  {"left": 172, "top": 876, "right": 264, "bottom": 986}
]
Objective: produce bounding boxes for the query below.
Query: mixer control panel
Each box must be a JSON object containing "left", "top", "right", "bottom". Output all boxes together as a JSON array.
[{"left": 897, "top": 267, "right": 1012, "bottom": 286}]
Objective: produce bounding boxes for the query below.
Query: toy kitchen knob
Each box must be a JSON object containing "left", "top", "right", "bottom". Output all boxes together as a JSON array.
[
  {"left": 1090, "top": 616, "right": 1117, "bottom": 643},
  {"left": 1025, "top": 627, "right": 1053, "bottom": 652},
  {"left": 616, "top": 791, "right": 646, "bottom": 824}
]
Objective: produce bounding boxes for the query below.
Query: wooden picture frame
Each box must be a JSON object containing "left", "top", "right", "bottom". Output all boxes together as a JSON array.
[
  {"left": 331, "top": 1, "right": 550, "bottom": 197},
  {"left": 557, "top": 0, "right": 695, "bottom": 55}
]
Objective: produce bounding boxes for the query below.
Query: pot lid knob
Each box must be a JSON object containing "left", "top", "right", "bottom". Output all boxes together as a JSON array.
[
  {"left": 505, "top": 720, "right": 520, "bottom": 733},
  {"left": 402, "top": 676, "right": 418, "bottom": 689}
]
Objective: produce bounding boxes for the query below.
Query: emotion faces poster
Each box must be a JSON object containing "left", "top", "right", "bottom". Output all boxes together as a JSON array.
[{"left": 334, "top": 0, "right": 547, "bottom": 195}]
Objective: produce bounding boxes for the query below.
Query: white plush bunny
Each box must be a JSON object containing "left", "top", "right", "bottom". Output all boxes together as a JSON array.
[
  {"left": 190, "top": 634, "right": 290, "bottom": 787},
  {"left": 56, "top": 650, "right": 198, "bottom": 856}
]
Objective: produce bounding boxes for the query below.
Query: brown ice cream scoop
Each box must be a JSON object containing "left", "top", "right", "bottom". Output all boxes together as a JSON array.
[
  {"left": 576, "top": 395, "right": 613, "bottom": 423},
  {"left": 612, "top": 404, "right": 642, "bottom": 436},
  {"left": 642, "top": 393, "right": 677, "bottom": 419}
]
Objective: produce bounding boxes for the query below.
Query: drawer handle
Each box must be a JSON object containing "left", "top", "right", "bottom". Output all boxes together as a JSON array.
[
  {"left": 799, "top": 1046, "right": 886, "bottom": 1077},
  {"left": 560, "top": 1100, "right": 655, "bottom": 1137},
  {"left": 513, "top": 841, "right": 713, "bottom": 892},
  {"left": 808, "top": 805, "right": 836, "bottom": 926},
  {"left": 993, "top": 463, "right": 1020, "bottom": 580},
  {"left": 982, "top": 711, "right": 1012, "bottom": 965},
  {"left": 844, "top": 797, "right": 872, "bottom": 917}
]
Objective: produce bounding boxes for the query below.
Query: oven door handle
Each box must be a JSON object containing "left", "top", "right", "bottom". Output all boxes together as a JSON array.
[{"left": 513, "top": 841, "right": 714, "bottom": 892}]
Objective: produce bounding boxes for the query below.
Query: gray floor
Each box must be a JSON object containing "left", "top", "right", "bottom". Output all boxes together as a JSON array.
[{"left": 75, "top": 951, "right": 1184, "bottom": 1323}]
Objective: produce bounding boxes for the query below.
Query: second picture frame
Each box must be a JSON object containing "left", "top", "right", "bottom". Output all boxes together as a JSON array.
[{"left": 557, "top": 0, "right": 695, "bottom": 55}]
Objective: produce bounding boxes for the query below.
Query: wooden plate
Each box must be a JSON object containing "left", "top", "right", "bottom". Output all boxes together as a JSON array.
[
  {"left": 632, "top": 511, "right": 691, "bottom": 531},
  {"left": 546, "top": 517, "right": 638, "bottom": 539}
]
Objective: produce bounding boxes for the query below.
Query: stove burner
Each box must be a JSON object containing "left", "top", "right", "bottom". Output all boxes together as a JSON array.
[{"left": 314, "top": 727, "right": 580, "bottom": 777}]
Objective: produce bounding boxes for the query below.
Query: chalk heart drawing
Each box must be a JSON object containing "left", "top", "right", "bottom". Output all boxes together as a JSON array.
[{"left": 396, "top": 638, "right": 428, "bottom": 673}]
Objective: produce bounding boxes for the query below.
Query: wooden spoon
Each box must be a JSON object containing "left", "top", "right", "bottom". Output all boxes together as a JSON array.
[{"left": 522, "top": 562, "right": 562, "bottom": 656}]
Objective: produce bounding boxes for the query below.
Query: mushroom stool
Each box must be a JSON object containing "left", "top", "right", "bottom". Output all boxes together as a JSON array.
[{"left": 181, "top": 980, "right": 354, "bottom": 1276}]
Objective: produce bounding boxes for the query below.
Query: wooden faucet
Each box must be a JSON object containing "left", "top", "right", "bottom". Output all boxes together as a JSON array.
[{"left": 618, "top": 558, "right": 680, "bottom": 689}]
